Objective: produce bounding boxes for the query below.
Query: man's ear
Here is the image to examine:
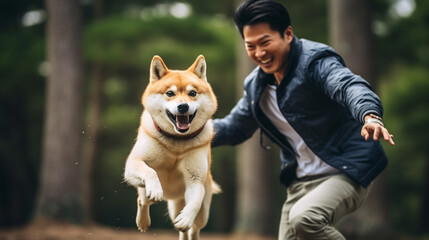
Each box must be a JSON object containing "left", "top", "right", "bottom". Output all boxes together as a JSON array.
[
  {"left": 150, "top": 55, "right": 169, "bottom": 82},
  {"left": 187, "top": 55, "right": 207, "bottom": 81},
  {"left": 284, "top": 25, "right": 294, "bottom": 43}
]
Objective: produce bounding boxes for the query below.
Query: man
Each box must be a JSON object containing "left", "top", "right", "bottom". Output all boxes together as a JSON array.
[{"left": 212, "top": 0, "right": 395, "bottom": 239}]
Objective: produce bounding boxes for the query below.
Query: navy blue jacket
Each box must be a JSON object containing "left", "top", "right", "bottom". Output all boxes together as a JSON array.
[{"left": 212, "top": 37, "right": 388, "bottom": 187}]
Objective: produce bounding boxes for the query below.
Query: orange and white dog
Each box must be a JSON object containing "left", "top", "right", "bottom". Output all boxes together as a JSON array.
[{"left": 124, "top": 55, "right": 220, "bottom": 240}]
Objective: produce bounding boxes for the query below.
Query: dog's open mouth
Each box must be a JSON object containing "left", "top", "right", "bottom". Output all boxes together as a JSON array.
[{"left": 166, "top": 110, "right": 197, "bottom": 133}]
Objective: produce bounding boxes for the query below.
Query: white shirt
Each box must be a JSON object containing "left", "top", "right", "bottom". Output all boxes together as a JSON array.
[{"left": 259, "top": 84, "right": 339, "bottom": 178}]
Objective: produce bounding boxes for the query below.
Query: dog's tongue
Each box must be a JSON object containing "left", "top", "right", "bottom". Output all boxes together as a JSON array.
[{"left": 176, "top": 115, "right": 190, "bottom": 130}]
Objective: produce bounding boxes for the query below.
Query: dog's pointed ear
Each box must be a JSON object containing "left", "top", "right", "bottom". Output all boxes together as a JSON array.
[
  {"left": 150, "top": 55, "right": 169, "bottom": 82},
  {"left": 188, "top": 55, "right": 207, "bottom": 81}
]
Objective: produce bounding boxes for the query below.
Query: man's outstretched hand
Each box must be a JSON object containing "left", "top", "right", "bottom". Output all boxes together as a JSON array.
[{"left": 361, "top": 114, "right": 395, "bottom": 146}]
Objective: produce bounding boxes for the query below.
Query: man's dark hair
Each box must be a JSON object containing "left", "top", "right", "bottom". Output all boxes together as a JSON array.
[{"left": 233, "top": 0, "right": 291, "bottom": 39}]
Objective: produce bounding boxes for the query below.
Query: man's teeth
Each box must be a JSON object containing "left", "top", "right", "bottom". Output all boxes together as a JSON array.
[{"left": 260, "top": 57, "right": 273, "bottom": 64}]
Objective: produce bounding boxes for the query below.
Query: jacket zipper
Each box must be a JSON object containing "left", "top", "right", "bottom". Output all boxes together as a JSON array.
[{"left": 252, "top": 102, "right": 296, "bottom": 157}]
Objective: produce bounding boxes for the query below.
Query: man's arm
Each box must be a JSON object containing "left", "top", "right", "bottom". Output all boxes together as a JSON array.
[
  {"left": 310, "top": 55, "right": 395, "bottom": 145},
  {"left": 212, "top": 91, "right": 259, "bottom": 147}
]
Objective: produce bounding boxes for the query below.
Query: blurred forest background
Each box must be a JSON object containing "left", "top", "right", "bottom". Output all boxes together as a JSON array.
[{"left": 0, "top": 0, "right": 428, "bottom": 239}]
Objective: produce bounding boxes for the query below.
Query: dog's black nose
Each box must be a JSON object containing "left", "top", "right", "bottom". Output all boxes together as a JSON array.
[{"left": 177, "top": 103, "right": 189, "bottom": 114}]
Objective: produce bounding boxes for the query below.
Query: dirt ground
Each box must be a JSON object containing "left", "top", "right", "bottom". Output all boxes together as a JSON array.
[{"left": 0, "top": 222, "right": 276, "bottom": 240}]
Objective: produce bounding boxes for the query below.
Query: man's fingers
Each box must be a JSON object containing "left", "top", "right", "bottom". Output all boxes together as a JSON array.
[
  {"left": 382, "top": 129, "right": 395, "bottom": 146},
  {"left": 361, "top": 128, "right": 369, "bottom": 141},
  {"left": 382, "top": 128, "right": 390, "bottom": 141},
  {"left": 362, "top": 123, "right": 395, "bottom": 145},
  {"left": 373, "top": 127, "right": 380, "bottom": 141}
]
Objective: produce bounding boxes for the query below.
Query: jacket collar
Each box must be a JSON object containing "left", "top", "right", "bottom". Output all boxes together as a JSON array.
[{"left": 256, "top": 36, "right": 302, "bottom": 89}]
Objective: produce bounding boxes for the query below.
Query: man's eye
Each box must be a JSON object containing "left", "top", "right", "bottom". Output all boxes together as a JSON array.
[
  {"left": 189, "top": 90, "right": 197, "bottom": 97},
  {"left": 166, "top": 91, "right": 175, "bottom": 97}
]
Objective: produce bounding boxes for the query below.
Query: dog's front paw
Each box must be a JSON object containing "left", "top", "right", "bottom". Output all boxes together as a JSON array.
[
  {"left": 173, "top": 211, "right": 195, "bottom": 232},
  {"left": 145, "top": 177, "right": 163, "bottom": 202}
]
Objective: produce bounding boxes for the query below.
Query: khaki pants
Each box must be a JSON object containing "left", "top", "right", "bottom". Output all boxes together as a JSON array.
[{"left": 278, "top": 174, "right": 371, "bottom": 240}]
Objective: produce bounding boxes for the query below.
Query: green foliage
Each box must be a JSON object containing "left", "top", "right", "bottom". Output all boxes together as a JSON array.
[
  {"left": 382, "top": 66, "right": 429, "bottom": 152},
  {"left": 280, "top": 0, "right": 328, "bottom": 43},
  {"left": 375, "top": 0, "right": 429, "bottom": 72},
  {"left": 0, "top": 26, "right": 45, "bottom": 226},
  {"left": 381, "top": 66, "right": 429, "bottom": 233},
  {"left": 85, "top": 16, "right": 235, "bottom": 65},
  {"left": 85, "top": 15, "right": 237, "bottom": 115}
]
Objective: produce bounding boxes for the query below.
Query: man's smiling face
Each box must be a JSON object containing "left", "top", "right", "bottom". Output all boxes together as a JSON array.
[{"left": 243, "top": 22, "right": 293, "bottom": 83}]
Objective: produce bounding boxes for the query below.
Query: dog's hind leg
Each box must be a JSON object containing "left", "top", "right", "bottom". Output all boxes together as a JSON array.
[
  {"left": 168, "top": 199, "right": 185, "bottom": 223},
  {"left": 187, "top": 180, "right": 214, "bottom": 239},
  {"left": 187, "top": 226, "right": 200, "bottom": 240},
  {"left": 168, "top": 199, "right": 190, "bottom": 240},
  {"left": 179, "top": 231, "right": 189, "bottom": 240},
  {"left": 136, "top": 187, "right": 152, "bottom": 232},
  {"left": 194, "top": 180, "right": 213, "bottom": 228}
]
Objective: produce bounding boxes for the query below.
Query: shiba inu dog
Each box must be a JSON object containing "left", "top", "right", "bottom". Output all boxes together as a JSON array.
[{"left": 124, "top": 55, "right": 220, "bottom": 240}]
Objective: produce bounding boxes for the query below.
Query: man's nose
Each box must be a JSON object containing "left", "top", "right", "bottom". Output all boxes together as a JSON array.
[{"left": 255, "top": 47, "right": 265, "bottom": 58}]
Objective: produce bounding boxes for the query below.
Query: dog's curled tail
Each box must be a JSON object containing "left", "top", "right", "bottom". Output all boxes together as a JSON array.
[{"left": 212, "top": 181, "right": 222, "bottom": 194}]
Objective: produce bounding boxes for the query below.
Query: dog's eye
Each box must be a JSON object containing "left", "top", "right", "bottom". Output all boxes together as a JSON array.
[
  {"left": 166, "top": 91, "right": 175, "bottom": 97},
  {"left": 188, "top": 90, "right": 197, "bottom": 97}
]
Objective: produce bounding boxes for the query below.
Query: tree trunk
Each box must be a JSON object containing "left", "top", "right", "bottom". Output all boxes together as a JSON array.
[
  {"left": 233, "top": 22, "right": 276, "bottom": 235},
  {"left": 330, "top": 0, "right": 375, "bottom": 88},
  {"left": 81, "top": 0, "right": 106, "bottom": 222},
  {"left": 36, "top": 0, "right": 86, "bottom": 223},
  {"left": 330, "top": 0, "right": 390, "bottom": 237},
  {"left": 81, "top": 64, "right": 104, "bottom": 221},
  {"left": 418, "top": 155, "right": 429, "bottom": 233}
]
